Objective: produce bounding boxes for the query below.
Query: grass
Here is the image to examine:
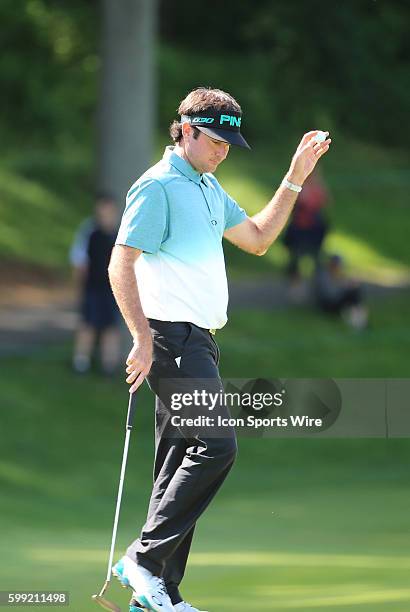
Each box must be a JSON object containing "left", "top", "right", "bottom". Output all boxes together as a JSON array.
[
  {"left": 221, "top": 297, "right": 410, "bottom": 378},
  {"left": 0, "top": 136, "right": 409, "bottom": 285},
  {"left": 221, "top": 139, "right": 410, "bottom": 283},
  {"left": 0, "top": 146, "right": 92, "bottom": 268},
  {"left": 1, "top": 296, "right": 410, "bottom": 611}
]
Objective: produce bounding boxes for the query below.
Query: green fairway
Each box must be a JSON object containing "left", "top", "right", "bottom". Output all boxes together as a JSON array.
[
  {"left": 1, "top": 296, "right": 410, "bottom": 611},
  {"left": 220, "top": 296, "right": 410, "bottom": 378},
  {"left": 2, "top": 479, "right": 410, "bottom": 612}
]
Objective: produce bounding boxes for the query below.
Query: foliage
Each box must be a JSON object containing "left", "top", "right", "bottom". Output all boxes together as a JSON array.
[
  {"left": 0, "top": 0, "right": 98, "bottom": 149},
  {"left": 0, "top": 2, "right": 409, "bottom": 278},
  {"left": 160, "top": 0, "right": 410, "bottom": 147},
  {"left": 1, "top": 1, "right": 409, "bottom": 151}
]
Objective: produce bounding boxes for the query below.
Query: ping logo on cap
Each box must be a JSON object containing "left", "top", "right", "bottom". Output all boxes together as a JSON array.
[
  {"left": 179, "top": 111, "right": 249, "bottom": 148},
  {"left": 220, "top": 115, "right": 242, "bottom": 127}
]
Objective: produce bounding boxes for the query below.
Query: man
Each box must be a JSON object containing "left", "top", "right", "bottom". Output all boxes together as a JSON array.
[
  {"left": 314, "top": 254, "right": 368, "bottom": 329},
  {"left": 283, "top": 169, "right": 329, "bottom": 293},
  {"left": 70, "top": 194, "right": 120, "bottom": 375},
  {"left": 108, "top": 87, "right": 331, "bottom": 612}
]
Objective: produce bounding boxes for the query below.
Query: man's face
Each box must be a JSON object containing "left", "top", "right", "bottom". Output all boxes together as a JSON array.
[
  {"left": 95, "top": 200, "right": 118, "bottom": 231},
  {"left": 183, "top": 125, "right": 230, "bottom": 174}
]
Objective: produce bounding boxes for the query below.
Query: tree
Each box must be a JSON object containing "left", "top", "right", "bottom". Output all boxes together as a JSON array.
[{"left": 98, "top": 0, "right": 157, "bottom": 203}]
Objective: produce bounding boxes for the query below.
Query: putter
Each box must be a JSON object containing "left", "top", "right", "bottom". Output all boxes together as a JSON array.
[{"left": 92, "top": 392, "right": 138, "bottom": 612}]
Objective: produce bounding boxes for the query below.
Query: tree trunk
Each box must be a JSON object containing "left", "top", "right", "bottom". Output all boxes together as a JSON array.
[
  {"left": 98, "top": 0, "right": 157, "bottom": 357},
  {"left": 98, "top": 0, "right": 156, "bottom": 204}
]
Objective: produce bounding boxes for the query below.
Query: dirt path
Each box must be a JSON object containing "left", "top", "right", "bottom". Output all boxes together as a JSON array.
[
  {"left": 0, "top": 262, "right": 76, "bottom": 356},
  {"left": 0, "top": 262, "right": 409, "bottom": 357}
]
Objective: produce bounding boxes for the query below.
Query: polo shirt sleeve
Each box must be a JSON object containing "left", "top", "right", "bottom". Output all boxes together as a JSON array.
[
  {"left": 224, "top": 192, "right": 248, "bottom": 231},
  {"left": 69, "top": 218, "right": 94, "bottom": 267},
  {"left": 115, "top": 179, "right": 168, "bottom": 253}
]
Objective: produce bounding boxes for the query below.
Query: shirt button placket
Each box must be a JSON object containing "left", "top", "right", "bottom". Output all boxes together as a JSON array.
[{"left": 200, "top": 181, "right": 217, "bottom": 228}]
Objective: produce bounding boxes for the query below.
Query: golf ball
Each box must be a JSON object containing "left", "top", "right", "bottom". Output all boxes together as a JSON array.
[{"left": 314, "top": 131, "right": 327, "bottom": 143}]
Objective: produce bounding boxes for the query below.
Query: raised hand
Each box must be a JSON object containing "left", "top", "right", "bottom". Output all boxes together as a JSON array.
[{"left": 287, "top": 130, "right": 332, "bottom": 185}]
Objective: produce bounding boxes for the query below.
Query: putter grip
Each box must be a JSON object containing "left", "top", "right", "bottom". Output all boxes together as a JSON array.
[{"left": 126, "top": 392, "right": 137, "bottom": 429}]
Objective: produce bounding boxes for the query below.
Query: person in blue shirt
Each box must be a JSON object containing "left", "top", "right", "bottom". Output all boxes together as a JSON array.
[
  {"left": 108, "top": 87, "right": 331, "bottom": 612},
  {"left": 70, "top": 194, "right": 120, "bottom": 375}
]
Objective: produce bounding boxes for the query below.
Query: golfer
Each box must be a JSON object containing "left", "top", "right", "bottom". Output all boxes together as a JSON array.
[{"left": 108, "top": 87, "right": 331, "bottom": 612}]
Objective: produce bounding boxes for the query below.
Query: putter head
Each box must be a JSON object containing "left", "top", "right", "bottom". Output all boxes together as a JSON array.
[{"left": 92, "top": 593, "right": 121, "bottom": 612}]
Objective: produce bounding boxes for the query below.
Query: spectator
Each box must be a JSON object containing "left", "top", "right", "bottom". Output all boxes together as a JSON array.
[
  {"left": 283, "top": 169, "right": 329, "bottom": 288},
  {"left": 314, "top": 254, "right": 369, "bottom": 330},
  {"left": 70, "top": 194, "right": 120, "bottom": 374}
]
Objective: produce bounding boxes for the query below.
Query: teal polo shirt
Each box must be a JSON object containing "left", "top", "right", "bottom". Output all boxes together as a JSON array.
[{"left": 116, "top": 146, "right": 247, "bottom": 329}]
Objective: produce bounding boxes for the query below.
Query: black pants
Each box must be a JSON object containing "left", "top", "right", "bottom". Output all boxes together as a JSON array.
[
  {"left": 319, "top": 286, "right": 362, "bottom": 314},
  {"left": 126, "top": 320, "right": 237, "bottom": 605},
  {"left": 284, "top": 221, "right": 327, "bottom": 278}
]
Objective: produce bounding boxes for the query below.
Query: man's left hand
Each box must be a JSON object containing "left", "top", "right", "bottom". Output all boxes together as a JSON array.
[{"left": 287, "top": 130, "right": 331, "bottom": 185}]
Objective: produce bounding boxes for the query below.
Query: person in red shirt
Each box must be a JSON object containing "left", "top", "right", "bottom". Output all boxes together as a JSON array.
[{"left": 283, "top": 169, "right": 329, "bottom": 283}]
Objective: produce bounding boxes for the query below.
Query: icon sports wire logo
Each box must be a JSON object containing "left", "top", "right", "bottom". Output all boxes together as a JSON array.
[{"left": 159, "top": 378, "right": 410, "bottom": 438}]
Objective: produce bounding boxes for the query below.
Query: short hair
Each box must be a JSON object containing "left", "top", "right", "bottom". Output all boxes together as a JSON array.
[
  {"left": 169, "top": 87, "right": 242, "bottom": 144},
  {"left": 95, "top": 191, "right": 116, "bottom": 205}
]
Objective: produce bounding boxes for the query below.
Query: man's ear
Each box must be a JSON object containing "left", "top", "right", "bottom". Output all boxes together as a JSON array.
[{"left": 181, "top": 122, "right": 191, "bottom": 140}]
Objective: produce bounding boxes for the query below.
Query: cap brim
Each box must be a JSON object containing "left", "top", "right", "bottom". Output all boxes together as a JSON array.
[{"left": 196, "top": 126, "right": 251, "bottom": 149}]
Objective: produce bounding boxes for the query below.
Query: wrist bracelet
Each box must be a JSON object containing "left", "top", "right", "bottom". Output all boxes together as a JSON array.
[{"left": 282, "top": 178, "right": 302, "bottom": 193}]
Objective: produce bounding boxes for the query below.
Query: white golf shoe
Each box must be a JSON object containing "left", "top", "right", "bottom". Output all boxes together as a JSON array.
[
  {"left": 174, "top": 603, "right": 208, "bottom": 612},
  {"left": 112, "top": 556, "right": 174, "bottom": 612}
]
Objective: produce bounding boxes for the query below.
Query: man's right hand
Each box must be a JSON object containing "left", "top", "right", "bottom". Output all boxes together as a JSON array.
[
  {"left": 125, "top": 331, "right": 153, "bottom": 393},
  {"left": 108, "top": 244, "right": 154, "bottom": 394}
]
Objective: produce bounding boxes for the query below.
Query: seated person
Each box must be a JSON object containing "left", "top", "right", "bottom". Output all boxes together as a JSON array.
[{"left": 314, "top": 254, "right": 368, "bottom": 330}]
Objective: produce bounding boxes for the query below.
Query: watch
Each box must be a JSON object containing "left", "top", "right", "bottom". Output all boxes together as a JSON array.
[{"left": 282, "top": 178, "right": 302, "bottom": 193}]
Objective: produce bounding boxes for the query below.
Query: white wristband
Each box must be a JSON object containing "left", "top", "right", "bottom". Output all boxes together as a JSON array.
[{"left": 282, "top": 178, "right": 302, "bottom": 193}]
